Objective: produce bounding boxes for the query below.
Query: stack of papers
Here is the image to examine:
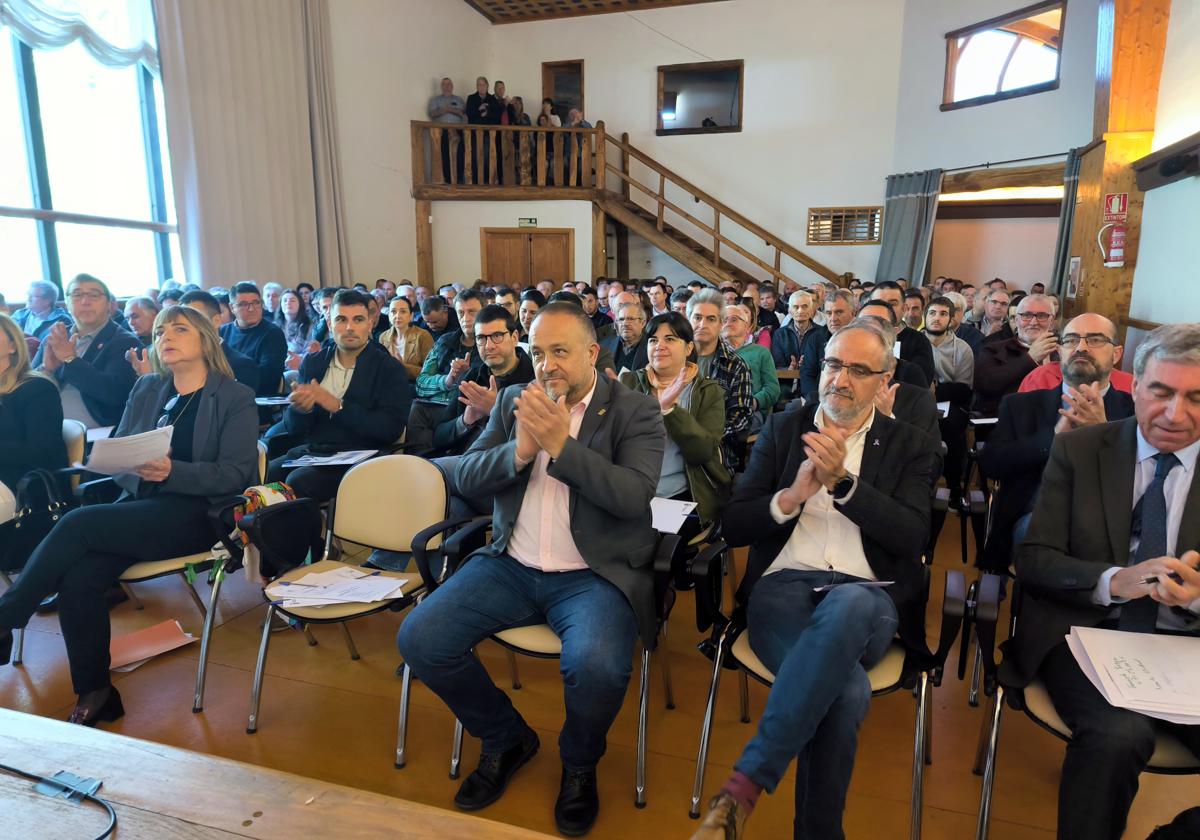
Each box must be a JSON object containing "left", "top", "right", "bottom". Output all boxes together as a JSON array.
[
  {"left": 936, "top": 401, "right": 950, "bottom": 418},
  {"left": 255, "top": 396, "right": 292, "bottom": 406},
  {"left": 84, "top": 426, "right": 173, "bottom": 475},
  {"left": 281, "top": 449, "right": 377, "bottom": 468},
  {"left": 1067, "top": 626, "right": 1200, "bottom": 725},
  {"left": 266, "top": 565, "right": 411, "bottom": 608},
  {"left": 650, "top": 497, "right": 697, "bottom": 534}
]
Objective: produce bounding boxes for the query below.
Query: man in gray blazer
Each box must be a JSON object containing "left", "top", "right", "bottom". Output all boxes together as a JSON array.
[{"left": 398, "top": 303, "right": 665, "bottom": 836}]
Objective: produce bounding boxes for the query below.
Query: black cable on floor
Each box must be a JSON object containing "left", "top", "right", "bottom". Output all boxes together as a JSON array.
[{"left": 0, "top": 761, "right": 117, "bottom": 840}]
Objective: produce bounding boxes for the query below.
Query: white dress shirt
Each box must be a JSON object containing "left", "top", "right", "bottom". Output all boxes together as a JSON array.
[
  {"left": 764, "top": 409, "right": 875, "bottom": 580},
  {"left": 1094, "top": 429, "right": 1200, "bottom": 629},
  {"left": 319, "top": 353, "right": 355, "bottom": 401}
]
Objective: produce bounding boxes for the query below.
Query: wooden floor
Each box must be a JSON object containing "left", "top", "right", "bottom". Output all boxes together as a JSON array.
[{"left": 1, "top": 523, "right": 1193, "bottom": 839}]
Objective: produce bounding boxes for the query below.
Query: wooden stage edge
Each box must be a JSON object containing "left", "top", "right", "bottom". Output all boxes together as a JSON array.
[{"left": 0, "top": 708, "right": 551, "bottom": 839}]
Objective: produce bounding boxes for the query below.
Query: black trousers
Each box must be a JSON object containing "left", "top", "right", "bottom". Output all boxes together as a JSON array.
[
  {"left": 267, "top": 446, "right": 353, "bottom": 504},
  {"left": 0, "top": 494, "right": 213, "bottom": 694},
  {"left": 439, "top": 128, "right": 464, "bottom": 184},
  {"left": 1040, "top": 642, "right": 1200, "bottom": 840}
]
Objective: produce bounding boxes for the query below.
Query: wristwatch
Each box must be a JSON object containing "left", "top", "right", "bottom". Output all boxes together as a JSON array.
[{"left": 830, "top": 474, "right": 855, "bottom": 500}]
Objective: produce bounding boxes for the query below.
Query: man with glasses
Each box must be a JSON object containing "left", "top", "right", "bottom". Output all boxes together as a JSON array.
[
  {"left": 13, "top": 280, "right": 72, "bottom": 340},
  {"left": 974, "top": 288, "right": 1013, "bottom": 341},
  {"left": 978, "top": 313, "right": 1134, "bottom": 571},
  {"left": 688, "top": 289, "right": 755, "bottom": 468},
  {"left": 34, "top": 274, "right": 139, "bottom": 429},
  {"left": 600, "top": 296, "right": 649, "bottom": 374},
  {"left": 974, "top": 293, "right": 1059, "bottom": 416},
  {"left": 428, "top": 304, "right": 534, "bottom": 456},
  {"left": 220, "top": 282, "right": 288, "bottom": 398},
  {"left": 691, "top": 317, "right": 937, "bottom": 840},
  {"left": 408, "top": 289, "right": 484, "bottom": 449}
]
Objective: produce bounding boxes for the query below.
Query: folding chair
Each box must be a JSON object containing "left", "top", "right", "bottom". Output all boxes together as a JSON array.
[
  {"left": 402, "top": 514, "right": 684, "bottom": 807},
  {"left": 243, "top": 454, "right": 461, "bottom": 734},
  {"left": 687, "top": 541, "right": 965, "bottom": 840},
  {"left": 970, "top": 575, "right": 1200, "bottom": 839}
]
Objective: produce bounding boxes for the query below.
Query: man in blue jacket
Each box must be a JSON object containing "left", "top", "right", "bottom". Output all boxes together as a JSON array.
[
  {"left": 220, "top": 282, "right": 287, "bottom": 397},
  {"left": 267, "top": 290, "right": 410, "bottom": 502}
]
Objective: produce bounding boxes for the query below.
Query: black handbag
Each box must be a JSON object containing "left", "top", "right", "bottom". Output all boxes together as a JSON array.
[{"left": 1, "top": 469, "right": 69, "bottom": 573}]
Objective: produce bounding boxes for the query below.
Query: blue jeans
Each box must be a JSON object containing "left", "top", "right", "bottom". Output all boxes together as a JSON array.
[
  {"left": 397, "top": 553, "right": 638, "bottom": 770},
  {"left": 735, "top": 570, "right": 898, "bottom": 840}
]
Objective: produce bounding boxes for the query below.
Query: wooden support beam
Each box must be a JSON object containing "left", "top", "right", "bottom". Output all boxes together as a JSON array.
[
  {"left": 592, "top": 205, "right": 606, "bottom": 281},
  {"left": 413, "top": 185, "right": 597, "bottom": 202},
  {"left": 415, "top": 199, "right": 433, "bottom": 286},
  {"left": 941, "top": 162, "right": 1065, "bottom": 193}
]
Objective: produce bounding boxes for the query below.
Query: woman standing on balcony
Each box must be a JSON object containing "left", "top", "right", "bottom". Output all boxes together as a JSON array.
[{"left": 508, "top": 96, "right": 531, "bottom": 126}]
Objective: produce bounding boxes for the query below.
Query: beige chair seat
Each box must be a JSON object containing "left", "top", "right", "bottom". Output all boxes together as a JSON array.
[
  {"left": 730, "top": 632, "right": 906, "bottom": 693},
  {"left": 270, "top": 559, "right": 415, "bottom": 621},
  {"left": 121, "top": 552, "right": 215, "bottom": 582},
  {"left": 494, "top": 624, "right": 562, "bottom": 655},
  {"left": 1023, "top": 679, "right": 1200, "bottom": 770}
]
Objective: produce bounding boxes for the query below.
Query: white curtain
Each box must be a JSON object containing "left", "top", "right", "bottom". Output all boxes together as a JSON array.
[
  {"left": 154, "top": 0, "right": 351, "bottom": 287},
  {"left": 0, "top": 0, "right": 158, "bottom": 72}
]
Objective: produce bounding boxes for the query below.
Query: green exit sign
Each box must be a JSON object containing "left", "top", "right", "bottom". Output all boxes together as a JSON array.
[{"left": 518, "top": 217, "right": 537, "bottom": 228}]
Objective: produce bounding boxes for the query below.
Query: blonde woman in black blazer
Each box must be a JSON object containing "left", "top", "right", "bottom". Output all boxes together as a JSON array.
[{"left": 0, "top": 306, "right": 257, "bottom": 726}]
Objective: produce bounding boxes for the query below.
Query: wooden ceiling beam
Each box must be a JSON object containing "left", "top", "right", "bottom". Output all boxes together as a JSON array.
[
  {"left": 464, "top": 0, "right": 727, "bottom": 25},
  {"left": 941, "top": 162, "right": 1065, "bottom": 193}
]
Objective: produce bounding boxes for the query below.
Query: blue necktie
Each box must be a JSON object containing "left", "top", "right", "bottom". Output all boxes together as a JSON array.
[{"left": 1119, "top": 452, "right": 1181, "bottom": 633}]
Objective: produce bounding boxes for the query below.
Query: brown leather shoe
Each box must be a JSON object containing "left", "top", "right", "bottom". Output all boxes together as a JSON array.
[{"left": 689, "top": 792, "right": 748, "bottom": 840}]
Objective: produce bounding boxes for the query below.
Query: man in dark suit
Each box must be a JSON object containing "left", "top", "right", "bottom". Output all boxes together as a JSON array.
[
  {"left": 974, "top": 293, "right": 1058, "bottom": 415},
  {"left": 1008, "top": 323, "right": 1200, "bottom": 840},
  {"left": 866, "top": 280, "right": 936, "bottom": 385},
  {"left": 600, "top": 297, "right": 648, "bottom": 373},
  {"left": 398, "top": 303, "right": 665, "bottom": 837},
  {"left": 979, "top": 313, "right": 1133, "bottom": 571},
  {"left": 34, "top": 274, "right": 138, "bottom": 429},
  {"left": 692, "top": 318, "right": 936, "bottom": 840},
  {"left": 267, "top": 290, "right": 410, "bottom": 502}
]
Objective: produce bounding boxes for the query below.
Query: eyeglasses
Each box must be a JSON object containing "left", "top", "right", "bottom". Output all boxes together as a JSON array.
[
  {"left": 475, "top": 330, "right": 513, "bottom": 346},
  {"left": 234, "top": 300, "right": 263, "bottom": 310},
  {"left": 616, "top": 316, "right": 645, "bottom": 324},
  {"left": 821, "top": 358, "right": 887, "bottom": 379},
  {"left": 1060, "top": 334, "right": 1115, "bottom": 349},
  {"left": 1016, "top": 311, "right": 1053, "bottom": 322},
  {"left": 69, "top": 291, "right": 106, "bottom": 302}
]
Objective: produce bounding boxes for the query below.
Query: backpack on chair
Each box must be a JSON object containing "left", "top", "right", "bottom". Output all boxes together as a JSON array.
[{"left": 236, "top": 486, "right": 324, "bottom": 584}]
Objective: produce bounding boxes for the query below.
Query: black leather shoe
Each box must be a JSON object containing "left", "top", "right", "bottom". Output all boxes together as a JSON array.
[
  {"left": 0, "top": 628, "right": 12, "bottom": 667},
  {"left": 453, "top": 727, "right": 539, "bottom": 811},
  {"left": 554, "top": 766, "right": 599, "bottom": 836},
  {"left": 68, "top": 686, "right": 124, "bottom": 727}
]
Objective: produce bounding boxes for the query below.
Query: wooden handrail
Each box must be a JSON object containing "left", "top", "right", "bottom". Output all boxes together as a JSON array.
[
  {"left": 602, "top": 132, "right": 841, "bottom": 283},
  {"left": 410, "top": 121, "right": 601, "bottom": 190}
]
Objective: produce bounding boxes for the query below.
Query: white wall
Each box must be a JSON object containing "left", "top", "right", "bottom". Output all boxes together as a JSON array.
[
  {"left": 1129, "top": 0, "right": 1200, "bottom": 324},
  {"left": 327, "top": 0, "right": 491, "bottom": 283},
  {"left": 431, "top": 200, "right": 594, "bottom": 285},
  {"left": 892, "top": 0, "right": 1097, "bottom": 171},
  {"left": 482, "top": 0, "right": 905, "bottom": 282},
  {"left": 929, "top": 216, "right": 1059, "bottom": 289},
  {"left": 627, "top": 231, "right": 706, "bottom": 285}
]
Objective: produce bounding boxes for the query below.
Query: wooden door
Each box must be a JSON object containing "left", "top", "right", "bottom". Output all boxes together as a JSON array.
[
  {"left": 480, "top": 228, "right": 574, "bottom": 288},
  {"left": 542, "top": 60, "right": 584, "bottom": 120}
]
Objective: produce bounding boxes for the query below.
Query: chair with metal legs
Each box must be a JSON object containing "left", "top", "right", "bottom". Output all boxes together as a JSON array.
[
  {"left": 687, "top": 540, "right": 965, "bottom": 840},
  {"left": 969, "top": 575, "right": 1200, "bottom": 839}
]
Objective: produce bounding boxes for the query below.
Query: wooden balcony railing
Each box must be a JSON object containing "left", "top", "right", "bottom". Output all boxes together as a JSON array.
[{"left": 411, "top": 120, "right": 605, "bottom": 195}]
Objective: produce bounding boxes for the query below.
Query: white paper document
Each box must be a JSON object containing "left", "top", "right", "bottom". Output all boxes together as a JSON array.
[
  {"left": 86, "top": 426, "right": 115, "bottom": 443},
  {"left": 1067, "top": 626, "right": 1200, "bottom": 725},
  {"left": 936, "top": 401, "right": 951, "bottom": 418},
  {"left": 813, "top": 580, "right": 894, "bottom": 593},
  {"left": 281, "top": 449, "right": 377, "bottom": 468},
  {"left": 83, "top": 426, "right": 173, "bottom": 475},
  {"left": 650, "top": 497, "right": 698, "bottom": 534},
  {"left": 970, "top": 417, "right": 999, "bottom": 426},
  {"left": 255, "top": 396, "right": 292, "bottom": 406},
  {"left": 265, "top": 565, "right": 412, "bottom": 608}
]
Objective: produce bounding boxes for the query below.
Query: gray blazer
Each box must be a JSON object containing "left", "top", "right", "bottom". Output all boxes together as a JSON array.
[
  {"left": 113, "top": 372, "right": 259, "bottom": 501},
  {"left": 456, "top": 374, "right": 666, "bottom": 645}
]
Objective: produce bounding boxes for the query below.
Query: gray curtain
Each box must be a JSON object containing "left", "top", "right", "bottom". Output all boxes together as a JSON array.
[
  {"left": 1049, "top": 150, "right": 1081, "bottom": 296},
  {"left": 874, "top": 169, "right": 943, "bottom": 286}
]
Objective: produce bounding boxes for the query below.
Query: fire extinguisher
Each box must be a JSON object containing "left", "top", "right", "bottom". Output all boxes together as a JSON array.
[{"left": 1098, "top": 222, "right": 1126, "bottom": 268}]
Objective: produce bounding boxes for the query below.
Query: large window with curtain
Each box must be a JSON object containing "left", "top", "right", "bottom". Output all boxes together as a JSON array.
[{"left": 0, "top": 0, "right": 181, "bottom": 302}]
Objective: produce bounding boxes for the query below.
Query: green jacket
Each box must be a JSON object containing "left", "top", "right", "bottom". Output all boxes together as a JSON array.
[
  {"left": 734, "top": 342, "right": 780, "bottom": 411},
  {"left": 619, "top": 369, "right": 731, "bottom": 524}
]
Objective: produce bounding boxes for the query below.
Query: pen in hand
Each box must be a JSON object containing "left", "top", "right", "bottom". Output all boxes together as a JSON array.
[{"left": 1138, "top": 572, "right": 1185, "bottom": 586}]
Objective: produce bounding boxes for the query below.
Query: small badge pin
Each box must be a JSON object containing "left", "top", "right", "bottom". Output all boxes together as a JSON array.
[
  {"left": 873, "top": 438, "right": 880, "bottom": 446},
  {"left": 597, "top": 408, "right": 607, "bottom": 417}
]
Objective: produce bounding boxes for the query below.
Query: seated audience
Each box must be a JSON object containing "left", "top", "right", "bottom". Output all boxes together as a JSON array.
[
  {"left": 123, "top": 296, "right": 161, "bottom": 347},
  {"left": 759, "top": 284, "right": 782, "bottom": 318},
  {"left": 691, "top": 318, "right": 935, "bottom": 840},
  {"left": 865, "top": 281, "right": 935, "bottom": 385},
  {"left": 973, "top": 293, "right": 1057, "bottom": 416},
  {"left": 975, "top": 287, "right": 1013, "bottom": 341},
  {"left": 643, "top": 280, "right": 670, "bottom": 317},
  {"left": 261, "top": 282, "right": 285, "bottom": 325},
  {"left": 518, "top": 288, "right": 545, "bottom": 340},
  {"left": 901, "top": 289, "right": 925, "bottom": 331},
  {"left": 798, "top": 290, "right": 856, "bottom": 397},
  {"left": 419, "top": 294, "right": 457, "bottom": 342},
  {"left": 398, "top": 303, "right": 665, "bottom": 836},
  {"left": 670, "top": 288, "right": 693, "bottom": 315},
  {"left": 311, "top": 287, "right": 337, "bottom": 344},
  {"left": 34, "top": 274, "right": 138, "bottom": 429},
  {"left": 741, "top": 287, "right": 778, "bottom": 337},
  {"left": 157, "top": 288, "right": 183, "bottom": 308},
  {"left": 687, "top": 289, "right": 754, "bottom": 467},
  {"left": 279, "top": 289, "right": 316, "bottom": 358},
  {"left": 605, "top": 282, "right": 625, "bottom": 321},
  {"left": 220, "top": 282, "right": 288, "bottom": 398},
  {"left": 0, "top": 312, "right": 67, "bottom": 497},
  {"left": 579, "top": 286, "right": 611, "bottom": 334},
  {"left": 12, "top": 281, "right": 72, "bottom": 341},
  {"left": 978, "top": 313, "right": 1134, "bottom": 572},
  {"left": 619, "top": 312, "right": 730, "bottom": 538},
  {"left": 547, "top": 291, "right": 617, "bottom": 374},
  {"left": 1008, "top": 323, "right": 1200, "bottom": 840},
  {"left": 429, "top": 304, "right": 533, "bottom": 456},
  {"left": 0, "top": 306, "right": 258, "bottom": 724},
  {"left": 295, "top": 282, "right": 315, "bottom": 312},
  {"left": 943, "top": 290, "right": 983, "bottom": 355},
  {"left": 175, "top": 291, "right": 260, "bottom": 392},
  {"left": 536, "top": 280, "right": 556, "bottom": 299},
  {"left": 493, "top": 286, "right": 520, "bottom": 322},
  {"left": 366, "top": 293, "right": 389, "bottom": 339},
  {"left": 267, "top": 290, "right": 410, "bottom": 501},
  {"left": 378, "top": 295, "right": 433, "bottom": 381},
  {"left": 601, "top": 297, "right": 649, "bottom": 373},
  {"left": 722, "top": 304, "right": 780, "bottom": 423},
  {"left": 409, "top": 290, "right": 484, "bottom": 449},
  {"left": 1019, "top": 353, "right": 1134, "bottom": 394},
  {"left": 771, "top": 290, "right": 816, "bottom": 372},
  {"left": 853, "top": 308, "right": 940, "bottom": 444},
  {"left": 924, "top": 296, "right": 974, "bottom": 387}
]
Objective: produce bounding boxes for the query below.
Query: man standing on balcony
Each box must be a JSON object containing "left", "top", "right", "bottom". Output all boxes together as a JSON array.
[
  {"left": 428, "top": 77, "right": 466, "bottom": 185},
  {"left": 466, "top": 76, "right": 500, "bottom": 185}
]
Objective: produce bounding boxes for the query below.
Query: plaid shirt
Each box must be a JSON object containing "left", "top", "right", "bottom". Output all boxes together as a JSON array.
[{"left": 706, "top": 340, "right": 754, "bottom": 466}]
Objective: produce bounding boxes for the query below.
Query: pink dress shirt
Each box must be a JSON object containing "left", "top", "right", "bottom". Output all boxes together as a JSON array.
[{"left": 507, "top": 377, "right": 597, "bottom": 572}]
